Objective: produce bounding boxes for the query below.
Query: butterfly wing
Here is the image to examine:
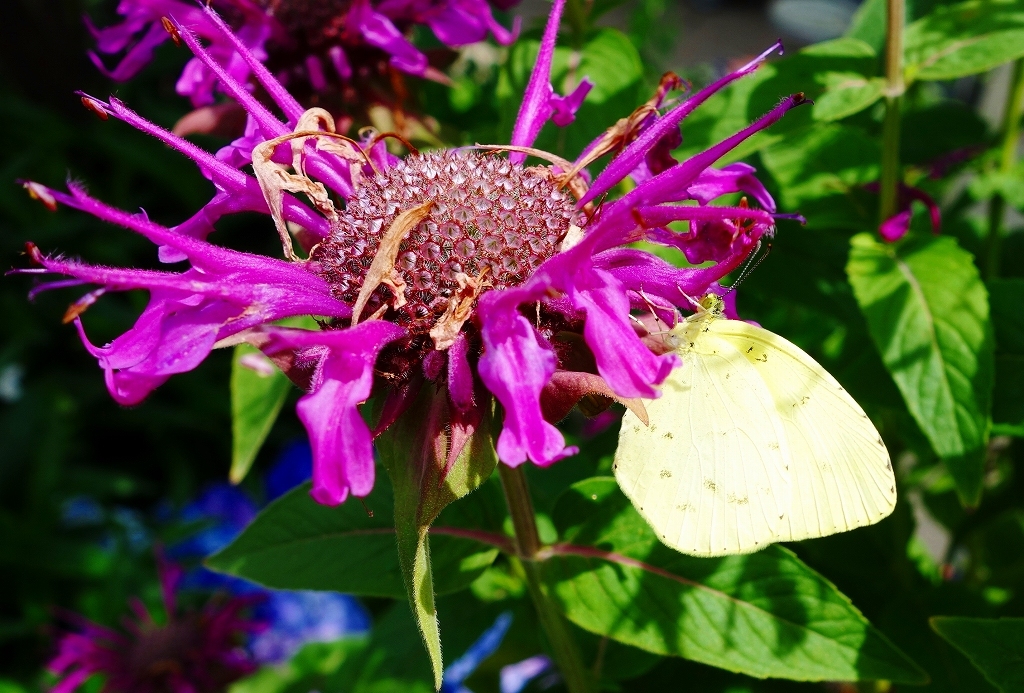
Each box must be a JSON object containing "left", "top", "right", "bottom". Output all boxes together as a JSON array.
[
  {"left": 713, "top": 320, "right": 897, "bottom": 541},
  {"left": 614, "top": 331, "right": 792, "bottom": 556}
]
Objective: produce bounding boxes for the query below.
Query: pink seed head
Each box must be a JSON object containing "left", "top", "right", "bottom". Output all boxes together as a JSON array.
[{"left": 312, "top": 151, "right": 579, "bottom": 333}]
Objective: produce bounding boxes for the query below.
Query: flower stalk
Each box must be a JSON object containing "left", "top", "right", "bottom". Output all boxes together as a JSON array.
[
  {"left": 879, "top": 0, "right": 906, "bottom": 224},
  {"left": 499, "top": 464, "right": 594, "bottom": 693},
  {"left": 985, "top": 57, "right": 1024, "bottom": 279}
]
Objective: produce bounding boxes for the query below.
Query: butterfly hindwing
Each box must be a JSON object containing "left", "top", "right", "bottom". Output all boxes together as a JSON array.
[{"left": 615, "top": 330, "right": 791, "bottom": 556}]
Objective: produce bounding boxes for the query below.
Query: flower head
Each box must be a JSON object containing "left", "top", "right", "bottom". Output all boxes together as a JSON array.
[
  {"left": 48, "top": 553, "right": 262, "bottom": 693},
  {"left": 88, "top": 0, "right": 520, "bottom": 107},
  {"left": 17, "top": 1, "right": 804, "bottom": 505}
]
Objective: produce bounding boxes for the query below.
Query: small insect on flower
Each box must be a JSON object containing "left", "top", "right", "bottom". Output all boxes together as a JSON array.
[
  {"left": 16, "top": 0, "right": 805, "bottom": 507},
  {"left": 613, "top": 293, "right": 897, "bottom": 557}
]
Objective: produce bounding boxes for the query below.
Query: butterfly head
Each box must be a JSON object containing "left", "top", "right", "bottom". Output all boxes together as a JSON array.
[
  {"left": 699, "top": 294, "right": 725, "bottom": 318},
  {"left": 665, "top": 293, "right": 725, "bottom": 352}
]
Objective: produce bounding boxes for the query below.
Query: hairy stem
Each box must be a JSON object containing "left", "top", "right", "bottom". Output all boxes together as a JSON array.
[
  {"left": 499, "top": 464, "right": 594, "bottom": 693},
  {"left": 985, "top": 58, "right": 1024, "bottom": 279},
  {"left": 879, "top": 0, "right": 906, "bottom": 223}
]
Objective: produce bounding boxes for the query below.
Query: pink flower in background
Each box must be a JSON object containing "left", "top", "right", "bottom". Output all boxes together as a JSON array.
[
  {"left": 18, "top": 1, "right": 804, "bottom": 506},
  {"left": 867, "top": 181, "right": 942, "bottom": 242},
  {"left": 88, "top": 0, "right": 520, "bottom": 106},
  {"left": 48, "top": 554, "right": 261, "bottom": 693},
  {"left": 879, "top": 184, "right": 942, "bottom": 242}
]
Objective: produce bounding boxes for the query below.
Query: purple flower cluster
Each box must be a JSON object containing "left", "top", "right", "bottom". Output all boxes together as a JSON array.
[
  {"left": 48, "top": 553, "right": 262, "bottom": 693},
  {"left": 88, "top": 0, "right": 519, "bottom": 107},
  {"left": 19, "top": 0, "right": 803, "bottom": 507}
]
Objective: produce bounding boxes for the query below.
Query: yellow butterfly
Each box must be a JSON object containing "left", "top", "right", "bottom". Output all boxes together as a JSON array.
[{"left": 614, "top": 294, "right": 896, "bottom": 557}]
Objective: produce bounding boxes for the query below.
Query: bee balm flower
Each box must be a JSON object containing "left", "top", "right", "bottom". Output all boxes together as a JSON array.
[
  {"left": 48, "top": 554, "right": 261, "bottom": 693},
  {"left": 88, "top": 0, "right": 520, "bottom": 107},
  {"left": 17, "top": 0, "right": 804, "bottom": 505}
]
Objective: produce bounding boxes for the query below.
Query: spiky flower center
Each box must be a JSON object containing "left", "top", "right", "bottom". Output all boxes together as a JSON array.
[{"left": 312, "top": 151, "right": 578, "bottom": 334}]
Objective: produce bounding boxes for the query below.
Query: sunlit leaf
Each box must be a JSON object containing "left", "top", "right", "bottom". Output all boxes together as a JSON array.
[
  {"left": 541, "top": 478, "right": 928, "bottom": 683},
  {"left": 229, "top": 315, "right": 317, "bottom": 484},
  {"left": 229, "top": 345, "right": 291, "bottom": 485},
  {"left": 760, "top": 124, "right": 880, "bottom": 229},
  {"left": 905, "top": 0, "right": 1024, "bottom": 82},
  {"left": 847, "top": 234, "right": 994, "bottom": 505}
]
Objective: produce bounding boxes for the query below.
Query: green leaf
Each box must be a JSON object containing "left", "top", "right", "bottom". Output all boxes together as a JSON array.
[
  {"left": 812, "top": 73, "right": 886, "bottom": 122},
  {"left": 376, "top": 386, "right": 500, "bottom": 690},
  {"left": 760, "top": 124, "right": 880, "bottom": 229},
  {"left": 846, "top": 234, "right": 994, "bottom": 505},
  {"left": 970, "top": 163, "right": 1024, "bottom": 210},
  {"left": 674, "top": 38, "right": 882, "bottom": 163},
  {"left": 990, "top": 278, "right": 1024, "bottom": 435},
  {"left": 800, "top": 38, "right": 885, "bottom": 121},
  {"left": 905, "top": 0, "right": 1024, "bottom": 82},
  {"left": 229, "top": 315, "right": 317, "bottom": 484},
  {"left": 205, "top": 478, "right": 503, "bottom": 598},
  {"left": 845, "top": 0, "right": 887, "bottom": 52},
  {"left": 542, "top": 478, "right": 928, "bottom": 683},
  {"left": 930, "top": 617, "right": 1024, "bottom": 692},
  {"left": 230, "top": 344, "right": 292, "bottom": 485}
]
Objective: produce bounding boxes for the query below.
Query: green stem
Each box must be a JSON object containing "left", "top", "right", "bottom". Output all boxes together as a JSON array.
[
  {"left": 564, "top": 0, "right": 590, "bottom": 48},
  {"left": 879, "top": 0, "right": 906, "bottom": 223},
  {"left": 984, "top": 58, "right": 1024, "bottom": 279},
  {"left": 499, "top": 464, "right": 594, "bottom": 693}
]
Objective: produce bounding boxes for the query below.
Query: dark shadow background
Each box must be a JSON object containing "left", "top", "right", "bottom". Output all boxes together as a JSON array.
[{"left": 0, "top": 0, "right": 309, "bottom": 680}]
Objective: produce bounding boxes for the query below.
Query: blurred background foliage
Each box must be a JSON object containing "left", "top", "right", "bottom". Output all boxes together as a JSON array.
[{"left": 2, "top": 0, "right": 1024, "bottom": 691}]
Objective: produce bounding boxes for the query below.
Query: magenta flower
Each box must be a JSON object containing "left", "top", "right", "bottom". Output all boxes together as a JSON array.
[
  {"left": 17, "top": 1, "right": 804, "bottom": 505},
  {"left": 48, "top": 554, "right": 262, "bottom": 693},
  {"left": 879, "top": 184, "right": 942, "bottom": 242},
  {"left": 88, "top": 0, "right": 519, "bottom": 107}
]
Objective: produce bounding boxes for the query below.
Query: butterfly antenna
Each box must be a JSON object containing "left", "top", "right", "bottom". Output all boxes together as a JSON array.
[{"left": 724, "top": 240, "right": 772, "bottom": 295}]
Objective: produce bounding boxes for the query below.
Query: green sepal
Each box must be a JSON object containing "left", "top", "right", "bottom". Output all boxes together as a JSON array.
[{"left": 376, "top": 383, "right": 499, "bottom": 690}]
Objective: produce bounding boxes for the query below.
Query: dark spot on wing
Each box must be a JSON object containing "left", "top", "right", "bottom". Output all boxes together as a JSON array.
[
  {"left": 704, "top": 479, "right": 717, "bottom": 492},
  {"left": 659, "top": 469, "right": 672, "bottom": 479}
]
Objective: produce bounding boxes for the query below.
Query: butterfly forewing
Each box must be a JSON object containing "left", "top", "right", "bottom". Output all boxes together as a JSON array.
[
  {"left": 713, "top": 320, "right": 897, "bottom": 542},
  {"left": 615, "top": 331, "right": 791, "bottom": 556}
]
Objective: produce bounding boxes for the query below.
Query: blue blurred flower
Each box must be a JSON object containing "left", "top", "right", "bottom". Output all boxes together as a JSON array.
[
  {"left": 442, "top": 611, "right": 513, "bottom": 693},
  {"left": 265, "top": 440, "right": 314, "bottom": 502},
  {"left": 171, "top": 441, "right": 370, "bottom": 664},
  {"left": 500, "top": 655, "right": 555, "bottom": 693},
  {"left": 61, "top": 496, "right": 104, "bottom": 528}
]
